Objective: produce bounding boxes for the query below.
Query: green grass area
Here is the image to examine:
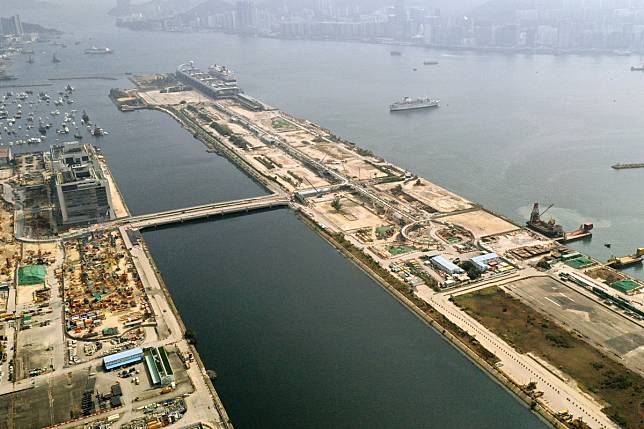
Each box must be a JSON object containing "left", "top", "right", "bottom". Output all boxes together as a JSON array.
[
  {"left": 376, "top": 225, "right": 393, "bottom": 235},
  {"left": 610, "top": 279, "right": 641, "bottom": 294},
  {"left": 18, "top": 265, "right": 47, "bottom": 286},
  {"left": 454, "top": 287, "right": 644, "bottom": 428},
  {"left": 387, "top": 246, "right": 415, "bottom": 256},
  {"left": 564, "top": 256, "right": 594, "bottom": 269},
  {"left": 272, "top": 117, "right": 297, "bottom": 131}
]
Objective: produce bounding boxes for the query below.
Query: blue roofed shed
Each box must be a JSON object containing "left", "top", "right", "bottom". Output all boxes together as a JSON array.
[
  {"left": 430, "top": 255, "right": 464, "bottom": 274},
  {"left": 470, "top": 253, "right": 499, "bottom": 272},
  {"left": 103, "top": 347, "right": 144, "bottom": 371}
]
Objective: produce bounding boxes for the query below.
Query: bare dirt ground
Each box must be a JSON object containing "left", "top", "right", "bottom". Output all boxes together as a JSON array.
[{"left": 441, "top": 210, "right": 519, "bottom": 239}]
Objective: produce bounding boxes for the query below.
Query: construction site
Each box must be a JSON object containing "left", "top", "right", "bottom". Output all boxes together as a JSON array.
[{"left": 62, "top": 229, "right": 151, "bottom": 341}]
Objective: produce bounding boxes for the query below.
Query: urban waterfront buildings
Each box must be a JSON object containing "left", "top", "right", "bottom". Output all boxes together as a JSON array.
[
  {"left": 51, "top": 142, "right": 114, "bottom": 225},
  {"left": 117, "top": 1, "right": 644, "bottom": 54}
]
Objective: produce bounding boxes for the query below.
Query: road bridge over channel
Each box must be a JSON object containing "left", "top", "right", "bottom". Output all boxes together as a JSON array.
[{"left": 123, "top": 193, "right": 290, "bottom": 230}]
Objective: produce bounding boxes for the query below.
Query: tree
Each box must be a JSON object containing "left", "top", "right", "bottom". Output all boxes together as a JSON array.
[{"left": 331, "top": 196, "right": 342, "bottom": 212}]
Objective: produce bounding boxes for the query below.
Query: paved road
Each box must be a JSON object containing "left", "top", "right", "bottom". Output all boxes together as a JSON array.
[{"left": 415, "top": 283, "right": 619, "bottom": 429}]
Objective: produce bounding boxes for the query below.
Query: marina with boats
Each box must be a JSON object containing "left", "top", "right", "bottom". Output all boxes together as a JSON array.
[{"left": 0, "top": 84, "right": 108, "bottom": 148}]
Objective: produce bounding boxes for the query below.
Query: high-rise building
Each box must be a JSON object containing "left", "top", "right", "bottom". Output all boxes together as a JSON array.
[
  {"left": 51, "top": 143, "right": 114, "bottom": 225},
  {"left": 235, "top": 0, "right": 257, "bottom": 32},
  {"left": 12, "top": 15, "right": 23, "bottom": 36}
]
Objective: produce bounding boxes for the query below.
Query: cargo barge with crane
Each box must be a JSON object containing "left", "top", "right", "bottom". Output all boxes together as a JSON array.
[{"left": 526, "top": 202, "right": 593, "bottom": 242}]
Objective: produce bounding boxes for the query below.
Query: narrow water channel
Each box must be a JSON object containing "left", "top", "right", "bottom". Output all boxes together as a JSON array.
[{"left": 143, "top": 210, "right": 550, "bottom": 429}]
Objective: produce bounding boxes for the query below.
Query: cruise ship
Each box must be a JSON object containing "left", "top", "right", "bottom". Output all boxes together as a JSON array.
[
  {"left": 208, "top": 64, "right": 236, "bottom": 82},
  {"left": 389, "top": 97, "right": 439, "bottom": 112},
  {"left": 84, "top": 46, "right": 113, "bottom": 55}
]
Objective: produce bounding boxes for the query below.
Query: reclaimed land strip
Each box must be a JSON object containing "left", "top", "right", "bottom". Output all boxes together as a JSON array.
[
  {"left": 151, "top": 102, "right": 591, "bottom": 427},
  {"left": 146, "top": 98, "right": 566, "bottom": 427},
  {"left": 122, "top": 73, "right": 641, "bottom": 428},
  {"left": 453, "top": 287, "right": 644, "bottom": 429}
]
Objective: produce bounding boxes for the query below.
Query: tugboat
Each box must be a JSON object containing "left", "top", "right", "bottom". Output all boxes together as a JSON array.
[{"left": 84, "top": 46, "right": 113, "bottom": 55}]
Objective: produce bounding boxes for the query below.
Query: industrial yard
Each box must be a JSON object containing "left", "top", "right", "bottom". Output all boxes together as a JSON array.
[
  {"left": 62, "top": 229, "right": 150, "bottom": 340},
  {"left": 0, "top": 124, "right": 230, "bottom": 429}
]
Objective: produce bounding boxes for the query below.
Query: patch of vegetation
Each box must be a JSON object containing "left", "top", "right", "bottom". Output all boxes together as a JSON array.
[
  {"left": 209, "top": 121, "right": 232, "bottom": 136},
  {"left": 185, "top": 328, "right": 198, "bottom": 345},
  {"left": 458, "top": 260, "right": 481, "bottom": 280},
  {"left": 229, "top": 135, "right": 250, "bottom": 150},
  {"left": 453, "top": 287, "right": 644, "bottom": 429},
  {"left": 354, "top": 146, "right": 374, "bottom": 157},
  {"left": 331, "top": 196, "right": 343, "bottom": 212},
  {"left": 545, "top": 333, "right": 571, "bottom": 348}
]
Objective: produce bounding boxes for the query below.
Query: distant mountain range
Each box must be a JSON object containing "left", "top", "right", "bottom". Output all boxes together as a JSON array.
[
  {"left": 0, "top": 16, "right": 61, "bottom": 35},
  {"left": 109, "top": 0, "right": 206, "bottom": 17},
  {"left": 2, "top": 0, "right": 56, "bottom": 10}
]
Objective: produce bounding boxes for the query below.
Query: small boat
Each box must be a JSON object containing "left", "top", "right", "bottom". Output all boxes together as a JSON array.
[
  {"left": 390, "top": 51, "right": 402, "bottom": 56},
  {"left": 92, "top": 126, "right": 105, "bottom": 136},
  {"left": 84, "top": 46, "right": 113, "bottom": 55},
  {"left": 423, "top": 60, "right": 439, "bottom": 65}
]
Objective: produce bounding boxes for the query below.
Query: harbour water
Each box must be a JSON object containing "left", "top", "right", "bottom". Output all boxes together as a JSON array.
[
  {"left": 2, "top": 3, "right": 643, "bottom": 426},
  {"left": 5, "top": 10, "right": 644, "bottom": 277}
]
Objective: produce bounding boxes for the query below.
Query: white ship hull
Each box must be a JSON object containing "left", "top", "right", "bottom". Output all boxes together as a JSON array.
[{"left": 389, "top": 102, "right": 439, "bottom": 112}]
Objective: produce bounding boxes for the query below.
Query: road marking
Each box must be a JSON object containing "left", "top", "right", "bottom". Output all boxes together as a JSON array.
[{"left": 545, "top": 296, "right": 562, "bottom": 307}]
